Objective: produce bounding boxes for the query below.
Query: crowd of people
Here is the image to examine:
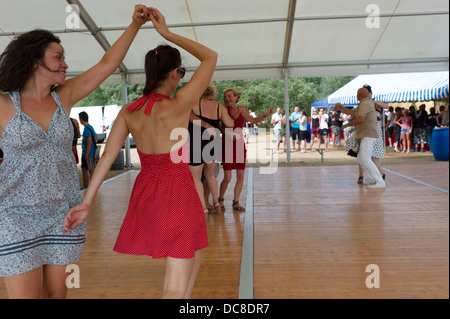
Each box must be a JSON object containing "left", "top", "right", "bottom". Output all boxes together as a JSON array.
[
  {"left": 0, "top": 3, "right": 449, "bottom": 300},
  {"left": 267, "top": 101, "right": 449, "bottom": 156}
]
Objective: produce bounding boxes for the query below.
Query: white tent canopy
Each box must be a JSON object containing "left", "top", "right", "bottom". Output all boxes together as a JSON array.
[
  {"left": 1, "top": 0, "right": 449, "bottom": 84},
  {"left": 328, "top": 71, "right": 450, "bottom": 105}
]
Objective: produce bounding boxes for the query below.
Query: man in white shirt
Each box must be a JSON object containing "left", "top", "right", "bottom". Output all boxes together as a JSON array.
[{"left": 271, "top": 107, "right": 284, "bottom": 153}]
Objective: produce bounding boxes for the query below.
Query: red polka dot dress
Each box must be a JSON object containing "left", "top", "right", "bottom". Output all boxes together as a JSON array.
[{"left": 113, "top": 94, "right": 208, "bottom": 259}]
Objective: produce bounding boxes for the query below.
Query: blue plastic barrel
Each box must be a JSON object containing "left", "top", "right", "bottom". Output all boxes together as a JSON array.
[{"left": 432, "top": 128, "right": 449, "bottom": 161}]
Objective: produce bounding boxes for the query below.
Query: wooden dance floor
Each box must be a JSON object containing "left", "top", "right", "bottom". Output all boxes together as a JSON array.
[{"left": 0, "top": 162, "right": 448, "bottom": 299}]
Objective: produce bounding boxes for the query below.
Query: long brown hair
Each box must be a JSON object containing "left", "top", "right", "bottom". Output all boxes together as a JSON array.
[
  {"left": 0, "top": 29, "right": 61, "bottom": 92},
  {"left": 142, "top": 45, "right": 181, "bottom": 96}
]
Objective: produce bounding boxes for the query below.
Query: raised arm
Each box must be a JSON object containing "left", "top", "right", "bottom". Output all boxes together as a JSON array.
[
  {"left": 335, "top": 103, "right": 357, "bottom": 117},
  {"left": 374, "top": 100, "right": 390, "bottom": 109},
  {"left": 56, "top": 5, "right": 148, "bottom": 112},
  {"left": 148, "top": 8, "right": 218, "bottom": 113},
  {"left": 242, "top": 106, "right": 273, "bottom": 125}
]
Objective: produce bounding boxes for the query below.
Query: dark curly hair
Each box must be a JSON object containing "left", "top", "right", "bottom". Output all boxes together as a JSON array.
[{"left": 0, "top": 29, "right": 61, "bottom": 92}]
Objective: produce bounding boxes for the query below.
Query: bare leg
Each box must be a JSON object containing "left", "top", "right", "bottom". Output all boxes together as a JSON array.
[
  {"left": 219, "top": 169, "right": 232, "bottom": 200},
  {"left": 234, "top": 170, "right": 245, "bottom": 203},
  {"left": 41, "top": 265, "right": 69, "bottom": 299},
  {"left": 189, "top": 164, "right": 206, "bottom": 210},
  {"left": 4, "top": 267, "right": 42, "bottom": 299},
  {"left": 163, "top": 257, "right": 196, "bottom": 299},
  {"left": 204, "top": 163, "right": 219, "bottom": 205},
  {"left": 184, "top": 250, "right": 204, "bottom": 299},
  {"left": 82, "top": 167, "right": 90, "bottom": 189}
]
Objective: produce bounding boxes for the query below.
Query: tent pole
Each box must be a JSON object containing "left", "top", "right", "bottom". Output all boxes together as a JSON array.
[
  {"left": 121, "top": 72, "right": 131, "bottom": 169},
  {"left": 284, "top": 69, "right": 291, "bottom": 163}
]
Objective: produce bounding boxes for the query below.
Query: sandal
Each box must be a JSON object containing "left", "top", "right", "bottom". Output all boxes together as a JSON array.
[
  {"left": 218, "top": 197, "right": 225, "bottom": 212},
  {"left": 357, "top": 176, "right": 364, "bottom": 184},
  {"left": 209, "top": 201, "right": 222, "bottom": 215},
  {"left": 232, "top": 200, "right": 246, "bottom": 212}
]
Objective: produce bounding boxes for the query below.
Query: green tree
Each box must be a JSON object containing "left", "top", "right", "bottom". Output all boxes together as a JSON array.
[{"left": 72, "top": 76, "right": 355, "bottom": 115}]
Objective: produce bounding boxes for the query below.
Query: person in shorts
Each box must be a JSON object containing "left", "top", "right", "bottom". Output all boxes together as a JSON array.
[
  {"left": 318, "top": 108, "right": 329, "bottom": 151},
  {"left": 290, "top": 106, "right": 301, "bottom": 151},
  {"left": 79, "top": 111, "right": 97, "bottom": 188},
  {"left": 271, "top": 107, "right": 284, "bottom": 153}
]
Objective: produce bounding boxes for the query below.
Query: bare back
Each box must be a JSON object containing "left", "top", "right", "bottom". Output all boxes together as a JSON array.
[{"left": 121, "top": 98, "right": 191, "bottom": 155}]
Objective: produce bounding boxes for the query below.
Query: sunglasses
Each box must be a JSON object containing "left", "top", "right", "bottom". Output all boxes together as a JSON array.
[{"left": 178, "top": 67, "right": 186, "bottom": 79}]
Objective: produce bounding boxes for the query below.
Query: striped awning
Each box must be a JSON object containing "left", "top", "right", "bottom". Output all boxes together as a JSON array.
[{"left": 328, "top": 72, "right": 449, "bottom": 105}]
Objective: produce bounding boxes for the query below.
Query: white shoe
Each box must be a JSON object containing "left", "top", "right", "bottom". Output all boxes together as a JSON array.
[
  {"left": 366, "top": 183, "right": 386, "bottom": 189},
  {"left": 363, "top": 180, "right": 375, "bottom": 185}
]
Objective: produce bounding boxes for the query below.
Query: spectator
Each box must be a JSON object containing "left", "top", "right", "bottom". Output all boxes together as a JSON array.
[
  {"left": 395, "top": 108, "right": 413, "bottom": 153},
  {"left": 290, "top": 106, "right": 301, "bottom": 151},
  {"left": 79, "top": 111, "right": 97, "bottom": 188},
  {"left": 309, "top": 108, "right": 321, "bottom": 150},
  {"left": 298, "top": 110, "right": 309, "bottom": 153},
  {"left": 271, "top": 107, "right": 284, "bottom": 153},
  {"left": 437, "top": 105, "right": 449, "bottom": 127},
  {"left": 393, "top": 107, "right": 404, "bottom": 152},
  {"left": 71, "top": 117, "right": 81, "bottom": 164},
  {"left": 329, "top": 109, "right": 342, "bottom": 147},
  {"left": 413, "top": 104, "right": 428, "bottom": 152},
  {"left": 318, "top": 108, "right": 329, "bottom": 152},
  {"left": 385, "top": 106, "right": 395, "bottom": 148},
  {"left": 426, "top": 107, "right": 438, "bottom": 152},
  {"left": 248, "top": 109, "right": 257, "bottom": 136},
  {"left": 408, "top": 106, "right": 416, "bottom": 151}
]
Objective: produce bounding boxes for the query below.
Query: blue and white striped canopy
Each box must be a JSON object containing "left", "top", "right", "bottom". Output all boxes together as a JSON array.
[{"left": 328, "top": 72, "right": 449, "bottom": 105}]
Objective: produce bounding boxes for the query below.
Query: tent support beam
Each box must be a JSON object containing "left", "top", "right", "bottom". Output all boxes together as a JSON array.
[
  {"left": 283, "top": 0, "right": 297, "bottom": 68},
  {"left": 3, "top": 10, "right": 447, "bottom": 37},
  {"left": 284, "top": 69, "right": 291, "bottom": 163},
  {"left": 65, "top": 0, "right": 128, "bottom": 74},
  {"left": 65, "top": 57, "right": 448, "bottom": 78}
]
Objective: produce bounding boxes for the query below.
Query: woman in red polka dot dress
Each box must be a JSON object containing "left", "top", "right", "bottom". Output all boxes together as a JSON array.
[{"left": 63, "top": 8, "right": 218, "bottom": 299}]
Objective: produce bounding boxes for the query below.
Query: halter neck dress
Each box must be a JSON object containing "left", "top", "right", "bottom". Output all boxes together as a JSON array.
[
  {"left": 113, "top": 94, "right": 208, "bottom": 259},
  {"left": 0, "top": 90, "right": 85, "bottom": 277}
]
